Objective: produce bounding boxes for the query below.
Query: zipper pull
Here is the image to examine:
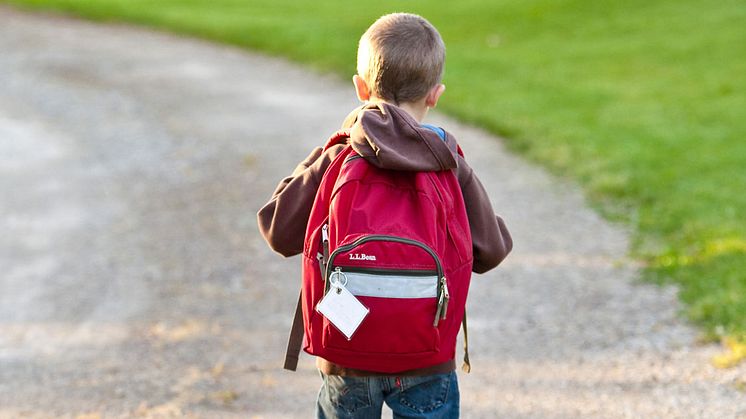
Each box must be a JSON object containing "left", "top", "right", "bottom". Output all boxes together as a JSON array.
[
  {"left": 434, "top": 277, "right": 450, "bottom": 326},
  {"left": 321, "top": 224, "right": 330, "bottom": 278},
  {"left": 434, "top": 292, "right": 444, "bottom": 327},
  {"left": 317, "top": 252, "right": 326, "bottom": 279},
  {"left": 440, "top": 277, "right": 449, "bottom": 320}
]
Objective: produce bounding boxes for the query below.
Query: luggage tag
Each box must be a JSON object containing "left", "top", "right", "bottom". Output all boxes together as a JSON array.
[{"left": 316, "top": 269, "right": 369, "bottom": 340}]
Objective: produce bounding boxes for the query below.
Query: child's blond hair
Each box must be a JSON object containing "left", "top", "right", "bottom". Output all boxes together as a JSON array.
[{"left": 357, "top": 13, "right": 445, "bottom": 104}]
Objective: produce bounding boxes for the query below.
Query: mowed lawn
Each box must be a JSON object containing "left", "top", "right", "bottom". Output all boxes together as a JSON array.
[{"left": 6, "top": 0, "right": 745, "bottom": 343}]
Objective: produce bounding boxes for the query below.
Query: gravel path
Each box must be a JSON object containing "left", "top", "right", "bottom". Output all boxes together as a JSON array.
[{"left": 1, "top": 7, "right": 744, "bottom": 418}]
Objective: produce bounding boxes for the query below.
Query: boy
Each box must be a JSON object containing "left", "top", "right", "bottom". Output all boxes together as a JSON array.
[{"left": 258, "top": 13, "right": 512, "bottom": 418}]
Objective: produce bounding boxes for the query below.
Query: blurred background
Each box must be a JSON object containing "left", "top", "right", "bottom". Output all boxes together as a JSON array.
[{"left": 1, "top": 1, "right": 744, "bottom": 417}]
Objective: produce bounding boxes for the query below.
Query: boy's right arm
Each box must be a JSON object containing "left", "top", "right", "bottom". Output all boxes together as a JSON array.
[{"left": 257, "top": 145, "right": 345, "bottom": 257}]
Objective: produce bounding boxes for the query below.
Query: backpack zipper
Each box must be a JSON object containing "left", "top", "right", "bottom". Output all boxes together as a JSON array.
[
  {"left": 327, "top": 235, "right": 443, "bottom": 279},
  {"left": 338, "top": 266, "right": 437, "bottom": 276},
  {"left": 326, "top": 234, "right": 449, "bottom": 327}
]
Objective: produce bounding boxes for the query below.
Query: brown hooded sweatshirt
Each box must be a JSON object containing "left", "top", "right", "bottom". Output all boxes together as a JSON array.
[{"left": 257, "top": 102, "right": 512, "bottom": 376}]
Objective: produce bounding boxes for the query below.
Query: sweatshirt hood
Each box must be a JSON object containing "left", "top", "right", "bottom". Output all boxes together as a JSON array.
[{"left": 341, "top": 102, "right": 459, "bottom": 171}]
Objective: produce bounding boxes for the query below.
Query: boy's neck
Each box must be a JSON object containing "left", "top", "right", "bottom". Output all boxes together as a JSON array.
[
  {"left": 369, "top": 98, "right": 429, "bottom": 123},
  {"left": 398, "top": 101, "right": 429, "bottom": 123}
]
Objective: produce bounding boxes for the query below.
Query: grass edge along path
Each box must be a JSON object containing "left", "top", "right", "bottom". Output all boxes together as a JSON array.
[{"left": 4, "top": 0, "right": 745, "bottom": 366}]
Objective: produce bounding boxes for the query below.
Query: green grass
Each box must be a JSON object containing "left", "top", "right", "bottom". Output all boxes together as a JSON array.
[{"left": 6, "top": 0, "right": 745, "bottom": 341}]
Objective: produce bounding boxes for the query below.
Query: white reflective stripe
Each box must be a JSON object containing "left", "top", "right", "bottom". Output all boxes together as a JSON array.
[{"left": 343, "top": 271, "right": 437, "bottom": 299}]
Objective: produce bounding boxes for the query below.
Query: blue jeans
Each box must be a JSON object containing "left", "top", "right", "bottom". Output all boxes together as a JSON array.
[{"left": 316, "top": 371, "right": 460, "bottom": 419}]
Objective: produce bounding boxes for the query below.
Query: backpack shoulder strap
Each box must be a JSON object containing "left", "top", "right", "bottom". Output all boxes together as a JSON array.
[
  {"left": 283, "top": 291, "right": 304, "bottom": 371},
  {"left": 461, "top": 311, "right": 471, "bottom": 373}
]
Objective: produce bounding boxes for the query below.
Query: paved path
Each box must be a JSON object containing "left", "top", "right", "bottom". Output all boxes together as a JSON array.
[{"left": 1, "top": 6, "right": 744, "bottom": 418}]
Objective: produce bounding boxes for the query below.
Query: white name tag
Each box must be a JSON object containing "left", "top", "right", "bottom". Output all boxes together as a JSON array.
[{"left": 316, "top": 283, "right": 369, "bottom": 340}]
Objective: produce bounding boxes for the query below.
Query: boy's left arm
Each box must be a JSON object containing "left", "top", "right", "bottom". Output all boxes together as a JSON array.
[
  {"left": 454, "top": 155, "right": 513, "bottom": 273},
  {"left": 257, "top": 145, "right": 344, "bottom": 257}
]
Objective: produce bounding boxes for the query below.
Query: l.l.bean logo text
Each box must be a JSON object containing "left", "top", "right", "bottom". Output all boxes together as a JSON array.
[{"left": 349, "top": 253, "right": 377, "bottom": 261}]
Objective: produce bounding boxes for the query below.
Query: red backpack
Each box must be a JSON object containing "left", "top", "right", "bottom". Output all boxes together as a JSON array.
[{"left": 284, "top": 129, "right": 474, "bottom": 373}]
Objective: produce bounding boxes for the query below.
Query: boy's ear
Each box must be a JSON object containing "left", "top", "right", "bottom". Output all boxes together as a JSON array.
[
  {"left": 353, "top": 75, "right": 371, "bottom": 102},
  {"left": 425, "top": 84, "right": 446, "bottom": 108}
]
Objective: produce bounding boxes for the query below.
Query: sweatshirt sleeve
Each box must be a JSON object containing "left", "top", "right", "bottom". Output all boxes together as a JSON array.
[
  {"left": 257, "top": 145, "right": 344, "bottom": 257},
  {"left": 456, "top": 157, "right": 513, "bottom": 274}
]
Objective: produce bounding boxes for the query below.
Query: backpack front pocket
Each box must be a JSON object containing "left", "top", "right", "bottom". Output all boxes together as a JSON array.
[{"left": 319, "top": 235, "right": 448, "bottom": 357}]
